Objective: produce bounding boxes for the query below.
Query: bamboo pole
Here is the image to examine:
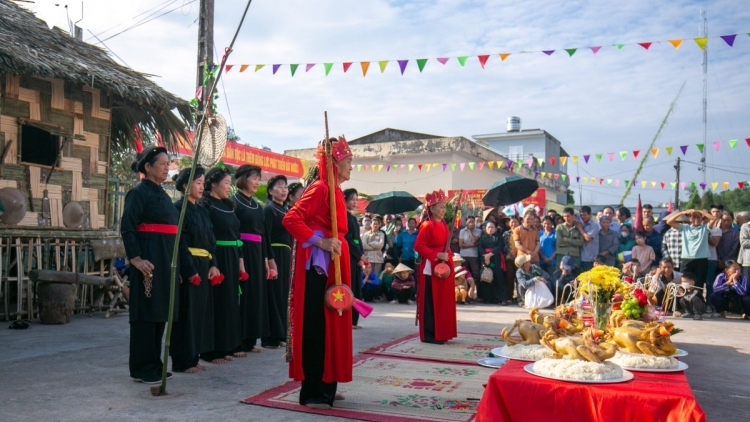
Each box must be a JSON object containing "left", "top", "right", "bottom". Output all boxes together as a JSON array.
[{"left": 156, "top": 0, "right": 255, "bottom": 396}]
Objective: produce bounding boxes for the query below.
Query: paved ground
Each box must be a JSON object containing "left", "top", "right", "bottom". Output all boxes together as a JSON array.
[{"left": 0, "top": 303, "right": 748, "bottom": 421}]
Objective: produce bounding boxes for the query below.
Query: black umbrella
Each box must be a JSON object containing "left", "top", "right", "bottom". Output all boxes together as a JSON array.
[
  {"left": 365, "top": 191, "right": 422, "bottom": 215},
  {"left": 482, "top": 176, "right": 539, "bottom": 207}
]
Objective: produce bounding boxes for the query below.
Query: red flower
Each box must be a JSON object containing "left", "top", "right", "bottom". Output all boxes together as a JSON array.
[
  {"left": 190, "top": 275, "right": 201, "bottom": 286},
  {"left": 239, "top": 271, "right": 249, "bottom": 282},
  {"left": 210, "top": 274, "right": 225, "bottom": 286}
]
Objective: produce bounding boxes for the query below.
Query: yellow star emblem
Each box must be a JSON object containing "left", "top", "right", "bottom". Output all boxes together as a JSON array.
[{"left": 332, "top": 289, "right": 345, "bottom": 302}]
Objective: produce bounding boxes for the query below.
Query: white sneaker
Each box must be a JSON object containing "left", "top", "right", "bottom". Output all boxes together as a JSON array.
[{"left": 390, "top": 300, "right": 397, "bottom": 304}]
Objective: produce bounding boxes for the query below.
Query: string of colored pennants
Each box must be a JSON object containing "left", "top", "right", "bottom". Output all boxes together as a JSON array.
[
  {"left": 223, "top": 33, "right": 748, "bottom": 77},
  {"left": 539, "top": 137, "right": 750, "bottom": 167},
  {"left": 352, "top": 159, "right": 747, "bottom": 192}
]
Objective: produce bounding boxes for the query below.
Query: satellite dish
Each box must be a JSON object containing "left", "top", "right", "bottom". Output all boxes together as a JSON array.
[{"left": 195, "top": 114, "right": 227, "bottom": 168}]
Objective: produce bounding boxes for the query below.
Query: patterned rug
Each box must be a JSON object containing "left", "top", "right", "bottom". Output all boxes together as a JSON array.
[
  {"left": 361, "top": 332, "right": 505, "bottom": 365},
  {"left": 241, "top": 354, "right": 493, "bottom": 422}
]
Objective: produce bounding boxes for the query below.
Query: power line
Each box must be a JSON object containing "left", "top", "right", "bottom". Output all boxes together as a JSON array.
[
  {"left": 95, "top": 0, "right": 198, "bottom": 45},
  {"left": 86, "top": 0, "right": 179, "bottom": 42},
  {"left": 87, "top": 29, "right": 130, "bottom": 68}
]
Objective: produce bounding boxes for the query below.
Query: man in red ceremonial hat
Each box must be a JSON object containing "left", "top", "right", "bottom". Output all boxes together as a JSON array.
[
  {"left": 282, "top": 136, "right": 353, "bottom": 410},
  {"left": 414, "top": 190, "right": 458, "bottom": 344}
]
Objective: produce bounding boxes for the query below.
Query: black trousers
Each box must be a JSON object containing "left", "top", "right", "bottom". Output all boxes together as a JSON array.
[
  {"left": 172, "top": 355, "right": 200, "bottom": 372},
  {"left": 422, "top": 276, "right": 436, "bottom": 342},
  {"left": 299, "top": 270, "right": 337, "bottom": 406},
  {"left": 394, "top": 288, "right": 411, "bottom": 303},
  {"left": 680, "top": 258, "right": 708, "bottom": 291},
  {"left": 129, "top": 321, "right": 166, "bottom": 381},
  {"left": 462, "top": 256, "right": 481, "bottom": 281},
  {"left": 402, "top": 259, "right": 417, "bottom": 299}
]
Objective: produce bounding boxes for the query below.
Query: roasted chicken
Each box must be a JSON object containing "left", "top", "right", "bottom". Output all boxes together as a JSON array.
[
  {"left": 501, "top": 320, "right": 547, "bottom": 346},
  {"left": 540, "top": 328, "right": 617, "bottom": 363},
  {"left": 606, "top": 322, "right": 678, "bottom": 356}
]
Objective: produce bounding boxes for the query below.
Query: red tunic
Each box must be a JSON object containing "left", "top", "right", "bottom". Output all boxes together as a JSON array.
[
  {"left": 414, "top": 219, "right": 458, "bottom": 342},
  {"left": 282, "top": 178, "right": 352, "bottom": 383}
]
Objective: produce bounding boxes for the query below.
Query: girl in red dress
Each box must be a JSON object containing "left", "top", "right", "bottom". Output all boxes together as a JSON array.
[{"left": 414, "top": 190, "right": 458, "bottom": 344}]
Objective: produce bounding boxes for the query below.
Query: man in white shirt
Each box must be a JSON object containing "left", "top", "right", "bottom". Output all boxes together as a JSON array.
[{"left": 459, "top": 216, "right": 482, "bottom": 282}]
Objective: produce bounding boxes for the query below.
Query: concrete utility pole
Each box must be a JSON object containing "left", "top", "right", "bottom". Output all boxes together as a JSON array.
[
  {"left": 196, "top": 0, "right": 215, "bottom": 113},
  {"left": 674, "top": 157, "right": 681, "bottom": 209},
  {"left": 699, "top": 8, "right": 708, "bottom": 183}
]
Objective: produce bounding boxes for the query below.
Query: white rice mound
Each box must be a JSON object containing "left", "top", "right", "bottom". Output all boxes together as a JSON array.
[
  {"left": 532, "top": 358, "right": 624, "bottom": 380},
  {"left": 500, "top": 344, "right": 552, "bottom": 361},
  {"left": 609, "top": 351, "right": 679, "bottom": 369}
]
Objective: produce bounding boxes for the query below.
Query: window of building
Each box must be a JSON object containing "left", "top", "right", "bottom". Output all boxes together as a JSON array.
[
  {"left": 508, "top": 145, "right": 524, "bottom": 161},
  {"left": 21, "top": 124, "right": 59, "bottom": 167}
]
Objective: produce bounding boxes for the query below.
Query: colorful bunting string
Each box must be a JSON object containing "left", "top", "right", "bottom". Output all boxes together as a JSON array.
[{"left": 226, "top": 32, "right": 747, "bottom": 77}]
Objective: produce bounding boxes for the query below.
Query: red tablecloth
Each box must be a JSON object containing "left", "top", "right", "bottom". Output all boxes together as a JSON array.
[{"left": 476, "top": 360, "right": 706, "bottom": 422}]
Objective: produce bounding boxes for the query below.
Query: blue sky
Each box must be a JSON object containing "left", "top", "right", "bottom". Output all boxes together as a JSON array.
[{"left": 23, "top": 0, "right": 750, "bottom": 206}]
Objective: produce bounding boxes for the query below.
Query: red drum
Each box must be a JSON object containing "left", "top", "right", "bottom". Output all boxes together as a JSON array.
[
  {"left": 325, "top": 284, "right": 354, "bottom": 315},
  {"left": 434, "top": 261, "right": 451, "bottom": 279}
]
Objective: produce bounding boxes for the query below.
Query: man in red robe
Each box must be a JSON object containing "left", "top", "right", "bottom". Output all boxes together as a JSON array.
[
  {"left": 282, "top": 136, "right": 353, "bottom": 410},
  {"left": 414, "top": 190, "right": 458, "bottom": 344}
]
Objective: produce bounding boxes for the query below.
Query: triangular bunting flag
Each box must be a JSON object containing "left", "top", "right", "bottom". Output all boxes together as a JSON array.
[
  {"left": 723, "top": 182, "right": 729, "bottom": 190},
  {"left": 437, "top": 58, "right": 449, "bottom": 65},
  {"left": 561, "top": 174, "right": 567, "bottom": 181},
  {"left": 576, "top": 176, "right": 580, "bottom": 183},
  {"left": 408, "top": 164, "right": 414, "bottom": 171},
  {"left": 478, "top": 55, "right": 490, "bottom": 68},
  {"left": 660, "top": 182, "right": 666, "bottom": 189},
  {"left": 607, "top": 179, "right": 613, "bottom": 185},
  {"left": 721, "top": 34, "right": 737, "bottom": 47},
  {"left": 451, "top": 163, "right": 456, "bottom": 171},
  {"left": 457, "top": 56, "right": 468, "bottom": 67},
  {"left": 713, "top": 141, "right": 721, "bottom": 151},
  {"left": 599, "top": 178, "right": 604, "bottom": 185},
  {"left": 343, "top": 62, "right": 352, "bottom": 72},
  {"left": 488, "top": 161, "right": 495, "bottom": 169},
  {"left": 625, "top": 180, "right": 630, "bottom": 187},
  {"left": 363, "top": 165, "right": 369, "bottom": 171},
  {"left": 583, "top": 155, "right": 590, "bottom": 163},
  {"left": 378, "top": 61, "right": 388, "bottom": 73},
  {"left": 255, "top": 64, "right": 265, "bottom": 72},
  {"left": 694, "top": 37, "right": 708, "bottom": 50},
  {"left": 417, "top": 58, "right": 428, "bottom": 72},
  {"left": 468, "top": 162, "right": 475, "bottom": 170},
  {"left": 478, "top": 162, "right": 485, "bottom": 170},
  {"left": 650, "top": 181, "right": 656, "bottom": 188},
  {"left": 696, "top": 144, "right": 705, "bottom": 153},
  {"left": 386, "top": 165, "right": 391, "bottom": 172},
  {"left": 399, "top": 164, "right": 406, "bottom": 169},
  {"left": 711, "top": 182, "right": 718, "bottom": 190},
  {"left": 729, "top": 139, "right": 738, "bottom": 149},
  {"left": 356, "top": 165, "right": 362, "bottom": 171},
  {"left": 565, "top": 48, "right": 577, "bottom": 57},
  {"left": 668, "top": 39, "right": 683, "bottom": 49},
  {"left": 651, "top": 148, "right": 659, "bottom": 158},
  {"left": 595, "top": 154, "right": 602, "bottom": 162},
  {"left": 398, "top": 60, "right": 408, "bottom": 74},
  {"left": 441, "top": 163, "right": 447, "bottom": 171},
  {"left": 500, "top": 53, "right": 511, "bottom": 61},
  {"left": 425, "top": 164, "right": 431, "bottom": 171},
  {"left": 377, "top": 164, "right": 383, "bottom": 171},
  {"left": 560, "top": 156, "right": 568, "bottom": 165},
  {"left": 272, "top": 64, "right": 281, "bottom": 74},
  {"left": 497, "top": 161, "right": 504, "bottom": 168},
  {"left": 633, "top": 150, "right": 640, "bottom": 158},
  {"left": 607, "top": 152, "right": 614, "bottom": 161},
  {"left": 360, "top": 62, "right": 370, "bottom": 76},
  {"left": 620, "top": 151, "right": 627, "bottom": 160},
  {"left": 666, "top": 146, "right": 673, "bottom": 156},
  {"left": 541, "top": 172, "right": 546, "bottom": 178},
  {"left": 638, "top": 42, "right": 652, "bottom": 50},
  {"left": 590, "top": 46, "right": 602, "bottom": 54},
  {"left": 700, "top": 182, "right": 706, "bottom": 190},
  {"left": 417, "top": 164, "right": 423, "bottom": 171},
  {"left": 547, "top": 173, "right": 552, "bottom": 179},
  {"left": 324, "top": 63, "right": 333, "bottom": 76},
  {"left": 305, "top": 63, "right": 316, "bottom": 72},
  {"left": 582, "top": 177, "right": 588, "bottom": 183},
  {"left": 290, "top": 64, "right": 299, "bottom": 76},
  {"left": 542, "top": 50, "right": 555, "bottom": 56},
  {"left": 239, "top": 64, "right": 249, "bottom": 72},
  {"left": 526, "top": 158, "right": 534, "bottom": 167},
  {"left": 747, "top": 138, "right": 750, "bottom": 148},
  {"left": 641, "top": 181, "right": 647, "bottom": 188},
  {"left": 680, "top": 182, "right": 686, "bottom": 190},
  {"left": 572, "top": 156, "right": 578, "bottom": 164},
  {"left": 224, "top": 65, "right": 233, "bottom": 72},
  {"left": 671, "top": 182, "right": 677, "bottom": 189},
  {"left": 615, "top": 44, "right": 624, "bottom": 50},
  {"left": 537, "top": 157, "right": 544, "bottom": 166},
  {"left": 459, "top": 163, "right": 466, "bottom": 171},
  {"left": 549, "top": 157, "right": 556, "bottom": 165},
  {"left": 615, "top": 180, "right": 620, "bottom": 187},
  {"left": 740, "top": 182, "right": 745, "bottom": 189},
  {"left": 680, "top": 145, "right": 688, "bottom": 155},
  {"left": 371, "top": 165, "right": 376, "bottom": 172}
]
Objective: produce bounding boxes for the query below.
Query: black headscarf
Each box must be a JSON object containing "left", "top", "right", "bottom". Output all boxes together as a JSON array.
[
  {"left": 172, "top": 167, "right": 205, "bottom": 193},
  {"left": 130, "top": 145, "right": 168, "bottom": 174}
]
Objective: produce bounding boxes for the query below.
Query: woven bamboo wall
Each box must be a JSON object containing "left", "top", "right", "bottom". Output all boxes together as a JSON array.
[{"left": 0, "top": 74, "right": 110, "bottom": 229}]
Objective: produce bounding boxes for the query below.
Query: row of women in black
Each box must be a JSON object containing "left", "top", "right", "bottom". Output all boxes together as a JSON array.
[{"left": 122, "top": 146, "right": 305, "bottom": 381}]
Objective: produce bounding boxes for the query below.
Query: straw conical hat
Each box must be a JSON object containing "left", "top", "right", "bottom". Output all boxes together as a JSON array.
[
  {"left": 393, "top": 263, "right": 414, "bottom": 273},
  {"left": 63, "top": 201, "right": 84, "bottom": 228},
  {"left": 0, "top": 188, "right": 26, "bottom": 225}
]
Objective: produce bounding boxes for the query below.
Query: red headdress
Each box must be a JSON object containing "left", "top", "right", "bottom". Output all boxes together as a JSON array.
[
  {"left": 317, "top": 135, "right": 352, "bottom": 163},
  {"left": 425, "top": 190, "right": 447, "bottom": 207}
]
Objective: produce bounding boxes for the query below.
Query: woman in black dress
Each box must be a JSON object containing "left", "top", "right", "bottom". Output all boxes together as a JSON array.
[
  {"left": 170, "top": 167, "right": 221, "bottom": 373},
  {"left": 233, "top": 165, "right": 277, "bottom": 354},
  {"left": 286, "top": 182, "right": 303, "bottom": 208},
  {"left": 121, "top": 146, "right": 178, "bottom": 383},
  {"left": 262, "top": 175, "right": 291, "bottom": 348},
  {"left": 201, "top": 168, "right": 242, "bottom": 363},
  {"left": 478, "top": 220, "right": 508, "bottom": 305},
  {"left": 344, "top": 188, "right": 365, "bottom": 329}
]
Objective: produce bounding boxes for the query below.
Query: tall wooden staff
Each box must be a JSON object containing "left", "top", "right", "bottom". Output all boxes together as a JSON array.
[{"left": 322, "top": 112, "right": 353, "bottom": 316}]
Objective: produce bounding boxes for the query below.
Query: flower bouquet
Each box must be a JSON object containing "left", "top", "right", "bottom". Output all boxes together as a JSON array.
[{"left": 576, "top": 266, "right": 628, "bottom": 330}]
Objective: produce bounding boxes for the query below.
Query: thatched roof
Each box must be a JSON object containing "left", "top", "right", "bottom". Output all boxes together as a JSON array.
[{"left": 0, "top": 0, "right": 193, "bottom": 150}]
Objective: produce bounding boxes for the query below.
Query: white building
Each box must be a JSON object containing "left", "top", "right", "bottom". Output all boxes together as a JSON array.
[{"left": 284, "top": 128, "right": 569, "bottom": 204}]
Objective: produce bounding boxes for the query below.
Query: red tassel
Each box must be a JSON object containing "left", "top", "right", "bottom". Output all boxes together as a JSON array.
[
  {"left": 210, "top": 274, "right": 225, "bottom": 286},
  {"left": 239, "top": 271, "right": 249, "bottom": 282},
  {"left": 190, "top": 275, "right": 201, "bottom": 286}
]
